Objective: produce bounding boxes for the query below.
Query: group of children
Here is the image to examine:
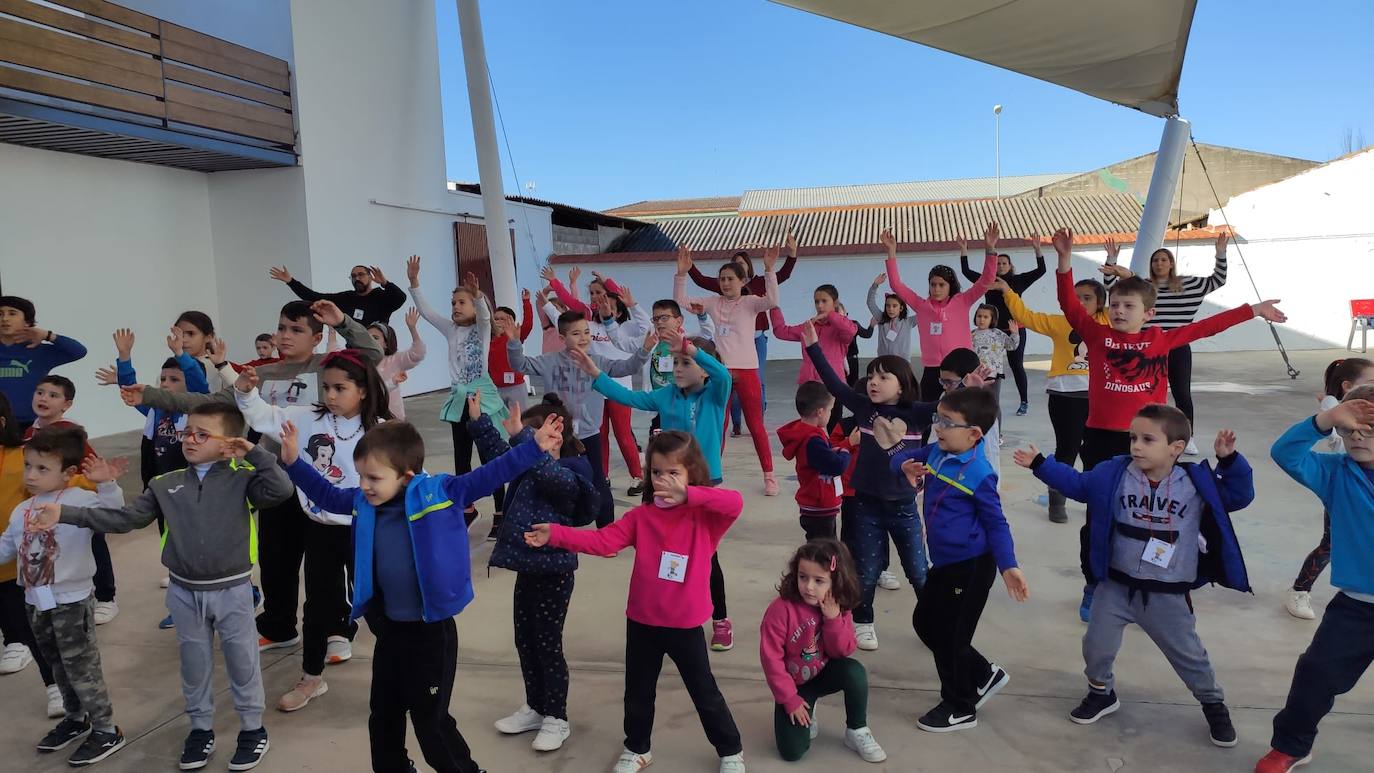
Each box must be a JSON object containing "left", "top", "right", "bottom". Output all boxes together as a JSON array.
[{"left": 0, "top": 223, "right": 1365, "bottom": 773}]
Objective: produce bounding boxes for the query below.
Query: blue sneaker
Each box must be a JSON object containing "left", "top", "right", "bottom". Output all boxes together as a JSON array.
[
  {"left": 1079, "top": 585, "right": 1095, "bottom": 623},
  {"left": 252, "top": 585, "right": 262, "bottom": 611},
  {"left": 159, "top": 614, "right": 175, "bottom": 630}
]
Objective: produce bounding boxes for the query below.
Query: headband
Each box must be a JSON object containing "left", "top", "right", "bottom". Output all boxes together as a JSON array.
[{"left": 321, "top": 349, "right": 366, "bottom": 369}]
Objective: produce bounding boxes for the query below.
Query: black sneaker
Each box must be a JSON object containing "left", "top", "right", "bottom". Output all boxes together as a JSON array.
[
  {"left": 67, "top": 726, "right": 125, "bottom": 766},
  {"left": 179, "top": 728, "right": 215, "bottom": 770},
  {"left": 1069, "top": 689, "right": 1120, "bottom": 724},
  {"left": 626, "top": 479, "right": 645, "bottom": 497},
  {"left": 974, "top": 664, "right": 1010, "bottom": 710},
  {"left": 916, "top": 701, "right": 978, "bottom": 733},
  {"left": 36, "top": 715, "right": 90, "bottom": 752},
  {"left": 1202, "top": 702, "right": 1238, "bottom": 747},
  {"left": 227, "top": 727, "right": 269, "bottom": 771},
  {"left": 486, "top": 514, "right": 503, "bottom": 542}
]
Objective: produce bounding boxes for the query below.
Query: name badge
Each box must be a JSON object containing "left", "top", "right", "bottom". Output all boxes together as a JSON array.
[
  {"left": 32, "top": 585, "right": 57, "bottom": 612},
  {"left": 1142, "top": 537, "right": 1176, "bottom": 568},
  {"left": 929, "top": 322, "right": 943, "bottom": 336},
  {"left": 827, "top": 475, "right": 842, "bottom": 497},
  {"left": 503, "top": 372, "right": 515, "bottom": 385},
  {"left": 656, "top": 355, "right": 674, "bottom": 373},
  {"left": 717, "top": 324, "right": 732, "bottom": 339},
  {"left": 885, "top": 328, "right": 898, "bottom": 342},
  {"left": 352, "top": 308, "right": 364, "bottom": 320},
  {"left": 658, "top": 551, "right": 688, "bottom": 583}
]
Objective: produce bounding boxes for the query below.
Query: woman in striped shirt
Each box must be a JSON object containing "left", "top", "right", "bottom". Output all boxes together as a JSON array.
[{"left": 1102, "top": 232, "right": 1228, "bottom": 454}]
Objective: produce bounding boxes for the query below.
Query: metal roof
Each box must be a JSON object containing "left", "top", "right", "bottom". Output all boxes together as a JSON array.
[
  {"left": 605, "top": 196, "right": 741, "bottom": 217},
  {"left": 737, "top": 173, "right": 1078, "bottom": 213}
]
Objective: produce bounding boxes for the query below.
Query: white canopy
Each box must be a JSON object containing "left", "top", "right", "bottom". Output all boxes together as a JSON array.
[{"left": 772, "top": 0, "right": 1196, "bottom": 117}]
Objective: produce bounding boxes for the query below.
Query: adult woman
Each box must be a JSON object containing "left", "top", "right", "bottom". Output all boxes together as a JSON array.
[{"left": 961, "top": 236, "right": 1047, "bottom": 415}]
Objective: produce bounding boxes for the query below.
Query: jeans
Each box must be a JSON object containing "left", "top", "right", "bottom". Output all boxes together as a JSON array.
[{"left": 849, "top": 494, "right": 927, "bottom": 624}]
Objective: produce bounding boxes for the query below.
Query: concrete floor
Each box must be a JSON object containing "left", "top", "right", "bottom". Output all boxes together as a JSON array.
[{"left": 2, "top": 348, "right": 1371, "bottom": 772}]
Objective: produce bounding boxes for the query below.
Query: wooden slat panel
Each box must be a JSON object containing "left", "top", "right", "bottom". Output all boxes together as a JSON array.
[
  {"left": 0, "top": 15, "right": 160, "bottom": 74},
  {"left": 163, "top": 63, "right": 291, "bottom": 110},
  {"left": 166, "top": 100, "right": 294, "bottom": 146},
  {"left": 0, "top": 64, "right": 164, "bottom": 117},
  {"left": 0, "top": 28, "right": 162, "bottom": 95},
  {"left": 165, "top": 82, "right": 293, "bottom": 132},
  {"left": 40, "top": 0, "right": 158, "bottom": 34},
  {"left": 160, "top": 22, "right": 289, "bottom": 91},
  {"left": 0, "top": 0, "right": 159, "bottom": 53}
]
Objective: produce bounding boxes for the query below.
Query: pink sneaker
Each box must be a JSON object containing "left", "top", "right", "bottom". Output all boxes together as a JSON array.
[
  {"left": 763, "top": 473, "right": 779, "bottom": 496},
  {"left": 710, "top": 618, "right": 734, "bottom": 651}
]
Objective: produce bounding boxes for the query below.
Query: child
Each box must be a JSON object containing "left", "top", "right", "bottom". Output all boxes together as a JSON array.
[
  {"left": 525, "top": 432, "right": 746, "bottom": 773},
  {"left": 937, "top": 349, "right": 1002, "bottom": 479},
  {"left": 865, "top": 273, "right": 914, "bottom": 358},
  {"left": 1016, "top": 403, "right": 1251, "bottom": 749},
  {"left": 478, "top": 396, "right": 599, "bottom": 753},
  {"left": 1283, "top": 357, "right": 1374, "bottom": 620},
  {"left": 254, "top": 334, "right": 276, "bottom": 360},
  {"left": 172, "top": 311, "right": 226, "bottom": 391},
  {"left": 970, "top": 304, "right": 1018, "bottom": 403},
  {"left": 961, "top": 236, "right": 1048, "bottom": 415},
  {"left": 891, "top": 388, "right": 1028, "bottom": 732},
  {"left": 535, "top": 288, "right": 566, "bottom": 355},
  {"left": 645, "top": 300, "right": 715, "bottom": 412},
  {"left": 1257, "top": 389, "right": 1374, "bottom": 773},
  {"left": 778, "top": 381, "right": 850, "bottom": 541},
  {"left": 485, "top": 293, "right": 535, "bottom": 540},
  {"left": 759, "top": 539, "right": 885, "bottom": 763},
  {"left": 995, "top": 275, "right": 1108, "bottom": 523},
  {"left": 881, "top": 224, "right": 998, "bottom": 401},
  {"left": 802, "top": 320, "right": 933, "bottom": 651},
  {"left": 368, "top": 307, "right": 427, "bottom": 421},
  {"left": 35, "top": 404, "right": 293, "bottom": 771},
  {"left": 0, "top": 426, "right": 125, "bottom": 765},
  {"left": 769, "top": 284, "right": 857, "bottom": 386},
  {"left": 0, "top": 295, "right": 87, "bottom": 429}
]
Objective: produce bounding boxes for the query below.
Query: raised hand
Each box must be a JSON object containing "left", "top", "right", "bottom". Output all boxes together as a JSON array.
[
  {"left": 312, "top": 300, "right": 345, "bottom": 327},
  {"left": 641, "top": 329, "right": 659, "bottom": 352},
  {"left": 802, "top": 319, "right": 819, "bottom": 347},
  {"left": 405, "top": 306, "right": 420, "bottom": 331},
  {"left": 567, "top": 346, "right": 600, "bottom": 377},
  {"left": 501, "top": 400, "right": 524, "bottom": 436},
  {"left": 1104, "top": 236, "right": 1120, "bottom": 260},
  {"left": 1002, "top": 567, "right": 1030, "bottom": 602},
  {"left": 280, "top": 420, "right": 300, "bottom": 464},
  {"left": 269, "top": 266, "right": 293, "bottom": 284},
  {"left": 964, "top": 364, "right": 994, "bottom": 389},
  {"left": 219, "top": 438, "right": 253, "bottom": 460},
  {"left": 687, "top": 301, "right": 706, "bottom": 316},
  {"left": 818, "top": 590, "right": 841, "bottom": 620},
  {"left": 984, "top": 221, "right": 1000, "bottom": 252},
  {"left": 113, "top": 328, "right": 134, "bottom": 360},
  {"left": 879, "top": 227, "right": 897, "bottom": 254},
  {"left": 659, "top": 325, "right": 685, "bottom": 353},
  {"left": 234, "top": 365, "right": 260, "bottom": 394},
  {"left": 524, "top": 523, "right": 551, "bottom": 547},
  {"left": 1052, "top": 227, "right": 1074, "bottom": 271},
  {"left": 491, "top": 313, "right": 510, "bottom": 339},
  {"left": 617, "top": 281, "right": 636, "bottom": 308},
  {"left": 1214, "top": 429, "right": 1237, "bottom": 457},
  {"left": 521, "top": 288, "right": 531, "bottom": 302},
  {"left": 762, "top": 244, "right": 779, "bottom": 273},
  {"left": 1252, "top": 300, "right": 1287, "bottom": 323},
  {"left": 26, "top": 503, "right": 61, "bottom": 533},
  {"left": 461, "top": 272, "right": 483, "bottom": 298},
  {"left": 675, "top": 244, "right": 694, "bottom": 275},
  {"left": 94, "top": 365, "right": 118, "bottom": 387},
  {"left": 369, "top": 265, "right": 387, "bottom": 286},
  {"left": 568, "top": 266, "right": 581, "bottom": 286},
  {"left": 534, "top": 414, "right": 564, "bottom": 452},
  {"left": 82, "top": 456, "right": 128, "bottom": 484},
  {"left": 406, "top": 255, "right": 422, "bottom": 287},
  {"left": 1012, "top": 443, "right": 1041, "bottom": 468},
  {"left": 166, "top": 326, "right": 184, "bottom": 356},
  {"left": 1028, "top": 232, "right": 1043, "bottom": 256},
  {"left": 785, "top": 230, "right": 798, "bottom": 258},
  {"left": 871, "top": 272, "right": 887, "bottom": 288},
  {"left": 467, "top": 390, "right": 483, "bottom": 421},
  {"left": 1098, "top": 264, "right": 1133, "bottom": 279},
  {"left": 652, "top": 470, "right": 687, "bottom": 506},
  {"left": 1322, "top": 399, "right": 1374, "bottom": 433},
  {"left": 119, "top": 384, "right": 145, "bottom": 407},
  {"left": 1215, "top": 231, "right": 1228, "bottom": 256},
  {"left": 900, "top": 458, "right": 927, "bottom": 488},
  {"left": 955, "top": 234, "right": 967, "bottom": 254},
  {"left": 539, "top": 265, "right": 556, "bottom": 285},
  {"left": 208, "top": 336, "right": 228, "bottom": 367}
]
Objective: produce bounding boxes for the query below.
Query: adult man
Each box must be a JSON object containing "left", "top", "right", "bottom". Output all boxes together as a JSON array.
[{"left": 269, "top": 264, "right": 407, "bottom": 327}]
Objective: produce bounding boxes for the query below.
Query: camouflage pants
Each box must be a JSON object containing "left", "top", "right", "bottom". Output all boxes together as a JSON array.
[{"left": 28, "top": 596, "right": 114, "bottom": 730}]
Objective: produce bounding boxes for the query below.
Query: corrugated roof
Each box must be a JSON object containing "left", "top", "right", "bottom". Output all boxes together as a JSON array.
[
  {"left": 737, "top": 173, "right": 1079, "bottom": 213},
  {"left": 604, "top": 196, "right": 741, "bottom": 217}
]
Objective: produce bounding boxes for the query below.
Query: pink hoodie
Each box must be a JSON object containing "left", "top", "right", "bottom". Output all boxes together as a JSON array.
[
  {"left": 887, "top": 252, "right": 997, "bottom": 367},
  {"left": 758, "top": 596, "right": 858, "bottom": 713},
  {"left": 547, "top": 486, "right": 742, "bottom": 628},
  {"left": 769, "top": 308, "right": 856, "bottom": 384}
]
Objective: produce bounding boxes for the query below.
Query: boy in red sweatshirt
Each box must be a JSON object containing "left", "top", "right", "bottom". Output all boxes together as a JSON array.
[{"left": 778, "top": 382, "right": 851, "bottom": 541}]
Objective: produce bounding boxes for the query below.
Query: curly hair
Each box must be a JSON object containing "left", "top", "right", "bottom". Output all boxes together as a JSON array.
[{"left": 777, "top": 538, "right": 861, "bottom": 612}]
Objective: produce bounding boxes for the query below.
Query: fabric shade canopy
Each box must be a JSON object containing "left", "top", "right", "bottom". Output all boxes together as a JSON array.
[{"left": 772, "top": 0, "right": 1197, "bottom": 117}]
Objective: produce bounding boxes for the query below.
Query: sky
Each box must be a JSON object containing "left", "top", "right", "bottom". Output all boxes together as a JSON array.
[{"left": 434, "top": 1, "right": 1374, "bottom": 212}]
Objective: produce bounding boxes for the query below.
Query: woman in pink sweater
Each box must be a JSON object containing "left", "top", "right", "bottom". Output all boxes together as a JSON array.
[
  {"left": 675, "top": 244, "right": 781, "bottom": 495},
  {"left": 759, "top": 539, "right": 885, "bottom": 763},
  {"left": 883, "top": 222, "right": 1000, "bottom": 400},
  {"left": 526, "top": 432, "right": 745, "bottom": 773}
]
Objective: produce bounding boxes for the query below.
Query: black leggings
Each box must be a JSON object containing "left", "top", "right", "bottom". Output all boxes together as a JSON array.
[
  {"left": 920, "top": 366, "right": 944, "bottom": 403},
  {"left": 1293, "top": 510, "right": 1332, "bottom": 593},
  {"left": 448, "top": 413, "right": 474, "bottom": 476},
  {"left": 1047, "top": 392, "right": 1090, "bottom": 467},
  {"left": 1006, "top": 327, "right": 1029, "bottom": 403},
  {"left": 1167, "top": 344, "right": 1195, "bottom": 425},
  {"left": 710, "top": 555, "right": 727, "bottom": 621}
]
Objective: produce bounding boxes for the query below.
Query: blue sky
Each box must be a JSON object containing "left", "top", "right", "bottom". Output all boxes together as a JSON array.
[{"left": 435, "top": 1, "right": 1373, "bottom": 211}]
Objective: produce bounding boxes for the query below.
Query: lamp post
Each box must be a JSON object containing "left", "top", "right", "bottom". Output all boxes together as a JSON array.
[{"left": 993, "top": 104, "right": 1003, "bottom": 198}]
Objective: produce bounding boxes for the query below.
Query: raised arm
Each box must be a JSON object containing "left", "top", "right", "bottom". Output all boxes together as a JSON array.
[
  {"left": 174, "top": 352, "right": 211, "bottom": 393},
  {"left": 881, "top": 228, "right": 924, "bottom": 310},
  {"left": 688, "top": 262, "right": 721, "bottom": 293},
  {"left": 243, "top": 445, "right": 294, "bottom": 509},
  {"left": 866, "top": 280, "right": 885, "bottom": 321},
  {"left": 506, "top": 337, "right": 545, "bottom": 379},
  {"left": 955, "top": 250, "right": 998, "bottom": 305},
  {"left": 806, "top": 341, "right": 864, "bottom": 413},
  {"left": 1000, "top": 286, "right": 1056, "bottom": 336},
  {"left": 546, "top": 275, "right": 591, "bottom": 317},
  {"left": 59, "top": 487, "right": 159, "bottom": 534},
  {"left": 767, "top": 307, "right": 800, "bottom": 342},
  {"left": 443, "top": 415, "right": 546, "bottom": 503},
  {"left": 285, "top": 458, "right": 359, "bottom": 515},
  {"left": 959, "top": 253, "right": 981, "bottom": 285},
  {"left": 406, "top": 255, "right": 457, "bottom": 335},
  {"left": 1199, "top": 236, "right": 1228, "bottom": 293},
  {"left": 519, "top": 292, "right": 535, "bottom": 341},
  {"left": 592, "top": 372, "right": 662, "bottom": 411}
]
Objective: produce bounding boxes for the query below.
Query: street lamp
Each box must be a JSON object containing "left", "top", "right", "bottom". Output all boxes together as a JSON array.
[{"left": 993, "top": 104, "right": 1003, "bottom": 198}]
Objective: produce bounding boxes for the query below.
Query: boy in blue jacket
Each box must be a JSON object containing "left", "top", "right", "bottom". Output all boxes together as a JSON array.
[
  {"left": 890, "top": 387, "right": 1029, "bottom": 733},
  {"left": 1015, "top": 403, "right": 1252, "bottom": 749},
  {"left": 280, "top": 402, "right": 562, "bottom": 773},
  {"left": 1257, "top": 389, "right": 1374, "bottom": 773}
]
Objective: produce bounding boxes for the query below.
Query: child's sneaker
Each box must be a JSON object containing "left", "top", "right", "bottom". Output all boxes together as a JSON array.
[
  {"left": 276, "top": 674, "right": 327, "bottom": 712},
  {"left": 808, "top": 707, "right": 819, "bottom": 740},
  {"left": 1284, "top": 590, "right": 1316, "bottom": 620},
  {"left": 36, "top": 714, "right": 90, "bottom": 752},
  {"left": 69, "top": 726, "right": 125, "bottom": 765},
  {"left": 1203, "top": 702, "right": 1238, "bottom": 747},
  {"left": 486, "top": 513, "right": 503, "bottom": 542},
  {"left": 844, "top": 726, "right": 887, "bottom": 762},
  {"left": 854, "top": 623, "right": 878, "bottom": 651},
  {"left": 179, "top": 728, "right": 215, "bottom": 770},
  {"left": 718, "top": 753, "right": 745, "bottom": 772},
  {"left": 494, "top": 704, "right": 544, "bottom": 734},
  {"left": 0, "top": 642, "right": 32, "bottom": 673},
  {"left": 158, "top": 614, "right": 175, "bottom": 630},
  {"left": 92, "top": 601, "right": 119, "bottom": 625},
  {"left": 975, "top": 664, "right": 1010, "bottom": 710},
  {"left": 1255, "top": 749, "right": 1313, "bottom": 772},
  {"left": 227, "top": 727, "right": 269, "bottom": 771},
  {"left": 612, "top": 748, "right": 652, "bottom": 772},
  {"left": 916, "top": 702, "right": 977, "bottom": 733},
  {"left": 325, "top": 636, "right": 352, "bottom": 665},
  {"left": 257, "top": 634, "right": 301, "bottom": 652},
  {"left": 159, "top": 575, "right": 170, "bottom": 589},
  {"left": 532, "top": 717, "right": 570, "bottom": 751},
  {"left": 710, "top": 619, "right": 734, "bottom": 651},
  {"left": 46, "top": 684, "right": 65, "bottom": 718},
  {"left": 1069, "top": 688, "right": 1119, "bottom": 724},
  {"left": 1016, "top": 401, "right": 1029, "bottom": 416},
  {"left": 1079, "top": 585, "right": 1095, "bottom": 623},
  {"left": 877, "top": 570, "right": 900, "bottom": 591},
  {"left": 627, "top": 480, "right": 646, "bottom": 497},
  {"left": 763, "top": 473, "right": 779, "bottom": 497},
  {"left": 1184, "top": 438, "right": 1200, "bottom": 456}
]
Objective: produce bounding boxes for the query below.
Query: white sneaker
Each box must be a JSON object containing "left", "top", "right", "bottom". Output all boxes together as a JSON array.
[
  {"left": 495, "top": 704, "right": 544, "bottom": 734},
  {"left": 808, "top": 706, "right": 819, "bottom": 740},
  {"left": 531, "top": 717, "right": 570, "bottom": 751},
  {"left": 158, "top": 575, "right": 170, "bottom": 589},
  {"left": 0, "top": 642, "right": 33, "bottom": 674},
  {"left": 324, "top": 636, "right": 352, "bottom": 665},
  {"left": 612, "top": 748, "right": 652, "bottom": 772},
  {"left": 877, "top": 570, "right": 900, "bottom": 591},
  {"left": 93, "top": 601, "right": 119, "bottom": 625},
  {"left": 1285, "top": 589, "right": 1317, "bottom": 620},
  {"left": 46, "top": 684, "right": 64, "bottom": 718},
  {"left": 844, "top": 726, "right": 887, "bottom": 763},
  {"left": 719, "top": 753, "right": 745, "bottom": 773},
  {"left": 1184, "top": 439, "right": 1200, "bottom": 456},
  {"left": 854, "top": 623, "right": 878, "bottom": 651}
]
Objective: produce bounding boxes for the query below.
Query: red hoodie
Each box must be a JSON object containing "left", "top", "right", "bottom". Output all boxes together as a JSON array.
[{"left": 777, "top": 420, "right": 848, "bottom": 518}]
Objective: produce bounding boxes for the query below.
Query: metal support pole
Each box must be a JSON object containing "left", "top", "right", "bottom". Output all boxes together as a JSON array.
[{"left": 1131, "top": 115, "right": 1190, "bottom": 275}]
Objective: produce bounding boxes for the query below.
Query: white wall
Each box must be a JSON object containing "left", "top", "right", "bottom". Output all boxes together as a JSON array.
[{"left": 116, "top": 0, "right": 295, "bottom": 61}]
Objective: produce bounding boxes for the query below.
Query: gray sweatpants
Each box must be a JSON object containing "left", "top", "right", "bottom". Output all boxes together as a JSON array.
[
  {"left": 1082, "top": 578, "right": 1223, "bottom": 704},
  {"left": 167, "top": 582, "right": 265, "bottom": 731}
]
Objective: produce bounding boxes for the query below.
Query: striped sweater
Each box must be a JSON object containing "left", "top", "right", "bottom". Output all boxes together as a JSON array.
[{"left": 1104, "top": 251, "right": 1227, "bottom": 330}]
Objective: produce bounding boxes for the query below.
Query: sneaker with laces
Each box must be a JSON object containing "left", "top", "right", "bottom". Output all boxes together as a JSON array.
[
  {"left": 1069, "top": 688, "right": 1120, "bottom": 724},
  {"left": 228, "top": 727, "right": 269, "bottom": 770},
  {"left": 486, "top": 513, "right": 504, "bottom": 542},
  {"left": 179, "top": 728, "right": 215, "bottom": 770},
  {"left": 710, "top": 618, "right": 734, "bottom": 651},
  {"left": 916, "top": 702, "right": 977, "bottom": 733},
  {"left": 1184, "top": 438, "right": 1200, "bottom": 456},
  {"left": 532, "top": 717, "right": 570, "bottom": 751},
  {"left": 1202, "top": 702, "right": 1237, "bottom": 747},
  {"left": 877, "top": 570, "right": 900, "bottom": 591},
  {"left": 627, "top": 480, "right": 646, "bottom": 497},
  {"left": 92, "top": 601, "right": 119, "bottom": 625},
  {"left": 494, "top": 704, "right": 544, "bottom": 734},
  {"left": 276, "top": 675, "right": 327, "bottom": 712},
  {"left": 46, "top": 684, "right": 65, "bottom": 718},
  {"left": 159, "top": 614, "right": 175, "bottom": 630},
  {"left": 975, "top": 664, "right": 1010, "bottom": 710},
  {"left": 1079, "top": 585, "right": 1095, "bottom": 624},
  {"left": 612, "top": 748, "right": 652, "bottom": 772},
  {"left": 763, "top": 473, "right": 779, "bottom": 497},
  {"left": 1255, "top": 749, "right": 1313, "bottom": 772},
  {"left": 325, "top": 635, "right": 352, "bottom": 665},
  {"left": 0, "top": 642, "right": 32, "bottom": 673},
  {"left": 844, "top": 726, "right": 887, "bottom": 762},
  {"left": 252, "top": 585, "right": 262, "bottom": 612},
  {"left": 718, "top": 753, "right": 745, "bottom": 772},
  {"left": 854, "top": 623, "right": 878, "bottom": 651},
  {"left": 37, "top": 714, "right": 89, "bottom": 752},
  {"left": 258, "top": 634, "right": 301, "bottom": 652},
  {"left": 1284, "top": 589, "right": 1316, "bottom": 620},
  {"left": 1016, "top": 401, "right": 1029, "bottom": 416},
  {"left": 68, "top": 726, "right": 124, "bottom": 766}
]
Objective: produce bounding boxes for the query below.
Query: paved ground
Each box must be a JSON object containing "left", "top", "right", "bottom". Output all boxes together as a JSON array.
[{"left": 2, "top": 348, "right": 1371, "bottom": 772}]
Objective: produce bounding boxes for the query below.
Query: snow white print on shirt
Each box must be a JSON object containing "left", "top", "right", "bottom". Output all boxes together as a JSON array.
[{"left": 304, "top": 433, "right": 343, "bottom": 516}]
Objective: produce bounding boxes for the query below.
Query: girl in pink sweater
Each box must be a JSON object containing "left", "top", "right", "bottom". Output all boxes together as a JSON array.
[
  {"left": 883, "top": 223, "right": 1000, "bottom": 401},
  {"left": 675, "top": 244, "right": 781, "bottom": 496},
  {"left": 759, "top": 539, "right": 886, "bottom": 763},
  {"left": 525, "top": 432, "right": 745, "bottom": 773},
  {"left": 768, "top": 283, "right": 857, "bottom": 386},
  {"left": 367, "top": 307, "right": 427, "bottom": 420}
]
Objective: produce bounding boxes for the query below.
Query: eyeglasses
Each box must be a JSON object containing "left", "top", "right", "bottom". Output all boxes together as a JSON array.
[
  {"left": 651, "top": 314, "right": 680, "bottom": 323},
  {"left": 181, "top": 429, "right": 229, "bottom": 444},
  {"left": 932, "top": 414, "right": 975, "bottom": 431},
  {"left": 1336, "top": 426, "right": 1372, "bottom": 440},
  {"left": 938, "top": 377, "right": 962, "bottom": 389},
  {"left": 350, "top": 271, "right": 371, "bottom": 279}
]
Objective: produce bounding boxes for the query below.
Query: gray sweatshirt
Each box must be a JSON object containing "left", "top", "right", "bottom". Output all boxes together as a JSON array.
[
  {"left": 507, "top": 340, "right": 649, "bottom": 439},
  {"left": 0, "top": 483, "right": 125, "bottom": 609},
  {"left": 1110, "top": 464, "right": 1202, "bottom": 586},
  {"left": 60, "top": 446, "right": 294, "bottom": 591},
  {"left": 867, "top": 284, "right": 916, "bottom": 358}
]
